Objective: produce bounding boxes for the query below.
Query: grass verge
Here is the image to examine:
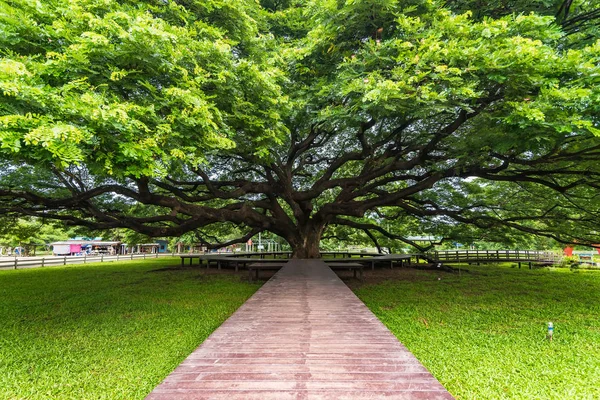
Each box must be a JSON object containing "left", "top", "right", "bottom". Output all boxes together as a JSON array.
[
  {"left": 355, "top": 265, "right": 600, "bottom": 399},
  {"left": 0, "top": 258, "right": 261, "bottom": 399}
]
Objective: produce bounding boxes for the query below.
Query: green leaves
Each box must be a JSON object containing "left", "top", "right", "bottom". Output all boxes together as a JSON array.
[{"left": 0, "top": 0, "right": 288, "bottom": 177}]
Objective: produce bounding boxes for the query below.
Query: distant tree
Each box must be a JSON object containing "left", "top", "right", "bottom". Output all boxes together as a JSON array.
[
  {"left": 0, "top": 217, "right": 71, "bottom": 254},
  {"left": 1, "top": 0, "right": 599, "bottom": 258}
]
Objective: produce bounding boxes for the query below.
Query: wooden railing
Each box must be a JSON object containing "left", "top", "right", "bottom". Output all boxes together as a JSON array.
[
  {"left": 0, "top": 253, "right": 174, "bottom": 270},
  {"left": 428, "top": 250, "right": 561, "bottom": 263}
]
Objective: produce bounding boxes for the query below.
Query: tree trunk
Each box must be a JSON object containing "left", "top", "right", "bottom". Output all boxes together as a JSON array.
[
  {"left": 289, "top": 223, "right": 324, "bottom": 259},
  {"left": 291, "top": 239, "right": 321, "bottom": 258}
]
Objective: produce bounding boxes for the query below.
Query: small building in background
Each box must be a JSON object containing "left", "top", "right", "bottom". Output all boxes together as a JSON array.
[
  {"left": 135, "top": 240, "right": 168, "bottom": 253},
  {"left": 175, "top": 242, "right": 207, "bottom": 254},
  {"left": 156, "top": 239, "right": 168, "bottom": 253},
  {"left": 50, "top": 239, "right": 122, "bottom": 256}
]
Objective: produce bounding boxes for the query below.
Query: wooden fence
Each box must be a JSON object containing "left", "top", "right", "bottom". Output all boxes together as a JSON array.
[
  {"left": 428, "top": 250, "right": 562, "bottom": 264},
  {"left": 0, "top": 253, "right": 174, "bottom": 270}
]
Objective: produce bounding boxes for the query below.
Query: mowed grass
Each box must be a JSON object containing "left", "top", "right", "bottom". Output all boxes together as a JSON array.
[
  {"left": 0, "top": 258, "right": 261, "bottom": 399},
  {"left": 355, "top": 265, "right": 600, "bottom": 399}
]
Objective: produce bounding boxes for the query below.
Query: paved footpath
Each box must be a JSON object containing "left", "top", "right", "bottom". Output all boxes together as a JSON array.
[{"left": 146, "top": 259, "right": 453, "bottom": 399}]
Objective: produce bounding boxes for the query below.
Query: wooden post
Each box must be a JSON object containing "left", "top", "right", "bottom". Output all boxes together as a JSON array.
[
  {"left": 13, "top": 257, "right": 17, "bottom": 270},
  {"left": 84, "top": 254, "right": 86, "bottom": 264},
  {"left": 42, "top": 258, "right": 45, "bottom": 267},
  {"left": 63, "top": 256, "right": 67, "bottom": 265},
  {"left": 101, "top": 254, "right": 104, "bottom": 262}
]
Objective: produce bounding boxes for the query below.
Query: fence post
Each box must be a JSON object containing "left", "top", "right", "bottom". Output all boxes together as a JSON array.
[
  {"left": 101, "top": 254, "right": 104, "bottom": 262},
  {"left": 63, "top": 256, "right": 67, "bottom": 265},
  {"left": 144, "top": 253, "right": 146, "bottom": 259},
  {"left": 155, "top": 253, "right": 158, "bottom": 258},
  {"left": 13, "top": 257, "right": 17, "bottom": 270},
  {"left": 42, "top": 258, "right": 45, "bottom": 267},
  {"left": 117, "top": 254, "right": 119, "bottom": 261},
  {"left": 131, "top": 253, "right": 133, "bottom": 260},
  {"left": 84, "top": 254, "right": 86, "bottom": 264}
]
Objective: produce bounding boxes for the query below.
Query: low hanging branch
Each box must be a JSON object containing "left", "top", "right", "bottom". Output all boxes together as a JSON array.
[
  {"left": 200, "top": 228, "right": 265, "bottom": 251},
  {"left": 363, "top": 229, "right": 383, "bottom": 254},
  {"left": 330, "top": 218, "right": 441, "bottom": 253}
]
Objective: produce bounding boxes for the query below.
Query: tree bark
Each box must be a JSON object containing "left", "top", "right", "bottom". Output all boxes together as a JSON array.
[{"left": 289, "top": 223, "right": 324, "bottom": 258}]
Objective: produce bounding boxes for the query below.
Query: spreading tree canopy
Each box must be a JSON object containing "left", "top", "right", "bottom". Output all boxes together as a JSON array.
[{"left": 1, "top": 0, "right": 600, "bottom": 257}]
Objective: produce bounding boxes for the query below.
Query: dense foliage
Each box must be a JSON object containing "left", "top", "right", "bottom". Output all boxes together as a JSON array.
[
  {"left": 0, "top": 216, "right": 70, "bottom": 252},
  {"left": 1, "top": 0, "right": 600, "bottom": 256}
]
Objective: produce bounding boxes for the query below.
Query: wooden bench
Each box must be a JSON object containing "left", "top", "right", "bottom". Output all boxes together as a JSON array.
[
  {"left": 327, "top": 262, "right": 364, "bottom": 281},
  {"left": 324, "top": 254, "right": 411, "bottom": 270},
  {"left": 217, "top": 257, "right": 287, "bottom": 271},
  {"left": 368, "top": 254, "right": 412, "bottom": 270},
  {"left": 180, "top": 254, "right": 205, "bottom": 267},
  {"left": 248, "top": 262, "right": 285, "bottom": 281}
]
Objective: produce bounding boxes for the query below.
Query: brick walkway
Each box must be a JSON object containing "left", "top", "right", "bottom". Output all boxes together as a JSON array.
[{"left": 146, "top": 259, "right": 453, "bottom": 399}]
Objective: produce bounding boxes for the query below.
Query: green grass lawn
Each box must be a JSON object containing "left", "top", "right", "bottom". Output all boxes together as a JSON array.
[
  {"left": 355, "top": 265, "right": 600, "bottom": 399},
  {"left": 0, "top": 258, "right": 261, "bottom": 400}
]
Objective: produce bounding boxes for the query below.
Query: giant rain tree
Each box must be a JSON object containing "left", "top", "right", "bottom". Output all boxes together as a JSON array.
[{"left": 1, "top": 0, "right": 600, "bottom": 258}]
